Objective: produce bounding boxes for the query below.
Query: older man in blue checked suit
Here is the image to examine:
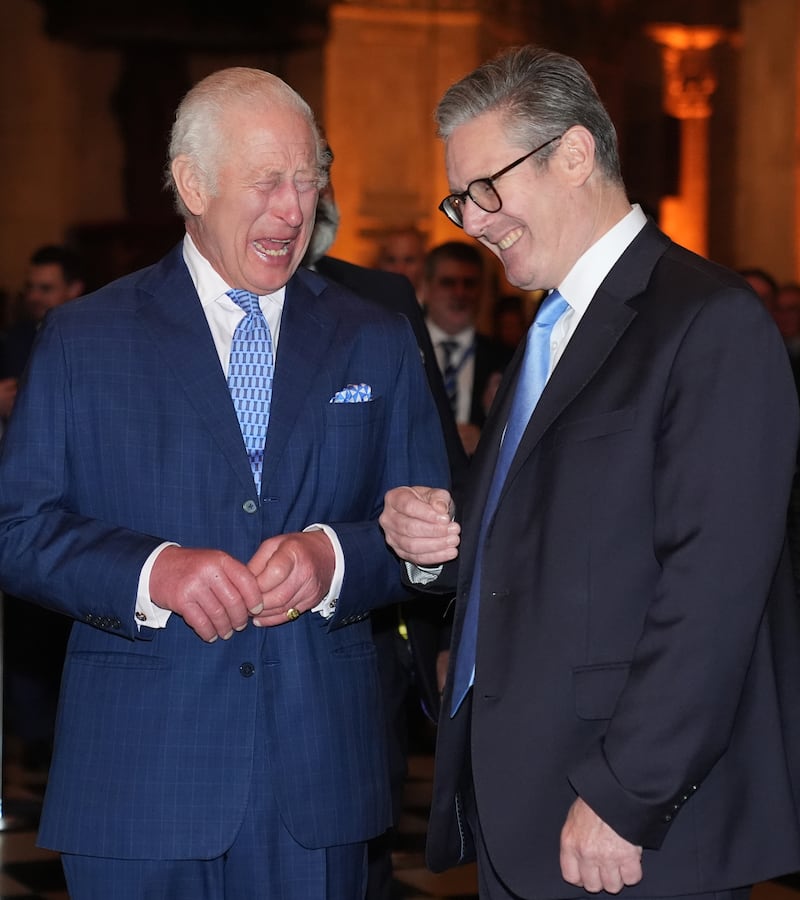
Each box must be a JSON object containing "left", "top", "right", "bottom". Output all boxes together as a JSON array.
[{"left": 0, "top": 67, "right": 449, "bottom": 900}]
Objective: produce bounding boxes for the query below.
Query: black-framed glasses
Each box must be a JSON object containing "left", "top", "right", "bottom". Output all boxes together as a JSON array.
[{"left": 438, "top": 134, "right": 563, "bottom": 228}]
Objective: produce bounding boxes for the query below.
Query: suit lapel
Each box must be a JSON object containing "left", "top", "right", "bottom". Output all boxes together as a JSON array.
[
  {"left": 456, "top": 299, "right": 636, "bottom": 581},
  {"left": 260, "top": 269, "right": 335, "bottom": 491},
  {"left": 136, "top": 247, "right": 257, "bottom": 494},
  {"left": 467, "top": 223, "right": 671, "bottom": 537},
  {"left": 504, "top": 287, "right": 636, "bottom": 481}
]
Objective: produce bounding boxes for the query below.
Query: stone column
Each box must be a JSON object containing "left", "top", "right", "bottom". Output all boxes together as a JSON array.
[
  {"left": 735, "top": 0, "right": 800, "bottom": 281},
  {"left": 323, "top": 0, "right": 525, "bottom": 266},
  {"left": 0, "top": 0, "right": 124, "bottom": 301},
  {"left": 647, "top": 24, "right": 728, "bottom": 258}
]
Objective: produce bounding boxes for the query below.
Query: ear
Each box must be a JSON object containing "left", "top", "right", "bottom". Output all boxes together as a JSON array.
[
  {"left": 171, "top": 155, "right": 207, "bottom": 216},
  {"left": 557, "top": 125, "right": 596, "bottom": 187}
]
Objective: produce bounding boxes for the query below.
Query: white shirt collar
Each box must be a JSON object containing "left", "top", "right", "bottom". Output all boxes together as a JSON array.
[
  {"left": 181, "top": 232, "right": 286, "bottom": 313},
  {"left": 558, "top": 204, "right": 647, "bottom": 313},
  {"left": 426, "top": 321, "right": 476, "bottom": 351}
]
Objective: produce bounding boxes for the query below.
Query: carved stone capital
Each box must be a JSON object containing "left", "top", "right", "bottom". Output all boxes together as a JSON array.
[{"left": 647, "top": 24, "right": 730, "bottom": 119}]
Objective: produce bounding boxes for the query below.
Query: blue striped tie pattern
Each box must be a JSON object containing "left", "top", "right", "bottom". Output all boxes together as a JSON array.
[
  {"left": 450, "top": 290, "right": 570, "bottom": 715},
  {"left": 226, "top": 289, "right": 274, "bottom": 497},
  {"left": 440, "top": 339, "right": 460, "bottom": 413}
]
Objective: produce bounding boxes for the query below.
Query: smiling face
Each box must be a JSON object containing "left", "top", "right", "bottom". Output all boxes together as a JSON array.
[
  {"left": 174, "top": 100, "right": 321, "bottom": 295},
  {"left": 445, "top": 109, "right": 580, "bottom": 293}
]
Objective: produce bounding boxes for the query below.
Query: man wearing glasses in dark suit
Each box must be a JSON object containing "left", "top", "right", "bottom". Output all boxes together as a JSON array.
[{"left": 381, "top": 45, "right": 800, "bottom": 900}]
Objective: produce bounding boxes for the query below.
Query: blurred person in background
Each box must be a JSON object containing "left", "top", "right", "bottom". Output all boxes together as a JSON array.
[
  {"left": 424, "top": 241, "right": 512, "bottom": 456},
  {"left": 491, "top": 293, "right": 528, "bottom": 352},
  {"left": 0, "top": 244, "right": 86, "bottom": 421},
  {"left": 375, "top": 225, "right": 427, "bottom": 305},
  {"left": 0, "top": 243, "right": 85, "bottom": 773}
]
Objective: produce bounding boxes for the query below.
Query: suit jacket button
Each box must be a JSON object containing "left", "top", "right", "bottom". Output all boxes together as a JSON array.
[
  {"left": 242, "top": 500, "right": 258, "bottom": 514},
  {"left": 239, "top": 662, "right": 255, "bottom": 677},
  {"left": 662, "top": 813, "right": 673, "bottom": 823}
]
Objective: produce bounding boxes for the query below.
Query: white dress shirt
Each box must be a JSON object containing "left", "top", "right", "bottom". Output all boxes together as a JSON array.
[{"left": 547, "top": 204, "right": 647, "bottom": 372}]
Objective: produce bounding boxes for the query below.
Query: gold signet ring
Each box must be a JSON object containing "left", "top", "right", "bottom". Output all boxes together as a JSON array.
[{"left": 286, "top": 607, "right": 301, "bottom": 622}]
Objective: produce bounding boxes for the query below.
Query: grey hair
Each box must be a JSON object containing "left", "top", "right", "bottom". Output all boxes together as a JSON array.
[
  {"left": 164, "top": 67, "right": 332, "bottom": 219},
  {"left": 435, "top": 46, "right": 624, "bottom": 186}
]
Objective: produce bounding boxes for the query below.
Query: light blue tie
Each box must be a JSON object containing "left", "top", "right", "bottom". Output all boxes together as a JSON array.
[
  {"left": 226, "top": 289, "right": 274, "bottom": 497},
  {"left": 450, "top": 290, "right": 570, "bottom": 715}
]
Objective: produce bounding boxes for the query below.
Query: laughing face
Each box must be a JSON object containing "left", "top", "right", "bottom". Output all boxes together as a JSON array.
[
  {"left": 444, "top": 109, "right": 574, "bottom": 293},
  {"left": 177, "top": 101, "right": 321, "bottom": 295}
]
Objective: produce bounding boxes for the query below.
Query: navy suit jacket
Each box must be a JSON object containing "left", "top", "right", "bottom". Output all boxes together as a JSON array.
[
  {"left": 427, "top": 223, "right": 800, "bottom": 896},
  {"left": 0, "top": 244, "right": 449, "bottom": 859}
]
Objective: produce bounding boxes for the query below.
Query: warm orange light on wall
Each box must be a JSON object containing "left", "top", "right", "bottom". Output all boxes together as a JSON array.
[
  {"left": 646, "top": 24, "right": 727, "bottom": 119},
  {"left": 646, "top": 23, "right": 730, "bottom": 257}
]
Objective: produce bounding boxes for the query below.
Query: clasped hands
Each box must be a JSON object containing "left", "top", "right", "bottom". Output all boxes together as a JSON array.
[
  {"left": 152, "top": 483, "right": 463, "bottom": 644},
  {"left": 149, "top": 530, "right": 334, "bottom": 642}
]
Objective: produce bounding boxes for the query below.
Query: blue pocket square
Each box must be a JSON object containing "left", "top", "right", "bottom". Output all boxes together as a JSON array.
[{"left": 330, "top": 383, "right": 372, "bottom": 403}]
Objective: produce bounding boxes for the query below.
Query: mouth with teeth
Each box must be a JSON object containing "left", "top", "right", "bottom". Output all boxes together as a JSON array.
[
  {"left": 496, "top": 228, "right": 524, "bottom": 251},
  {"left": 253, "top": 238, "right": 292, "bottom": 258}
]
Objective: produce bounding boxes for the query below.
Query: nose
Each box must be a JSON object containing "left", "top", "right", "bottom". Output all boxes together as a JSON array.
[
  {"left": 461, "top": 199, "right": 491, "bottom": 239},
  {"left": 453, "top": 280, "right": 472, "bottom": 303},
  {"left": 272, "top": 180, "right": 305, "bottom": 228}
]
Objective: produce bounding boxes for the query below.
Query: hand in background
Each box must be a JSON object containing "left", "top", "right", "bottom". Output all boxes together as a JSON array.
[
  {"left": 436, "top": 648, "right": 450, "bottom": 695},
  {"left": 457, "top": 422, "right": 481, "bottom": 456},
  {"left": 0, "top": 377, "right": 18, "bottom": 419}
]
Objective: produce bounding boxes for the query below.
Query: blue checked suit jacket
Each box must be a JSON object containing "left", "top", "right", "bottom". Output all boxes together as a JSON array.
[{"left": 0, "top": 244, "right": 450, "bottom": 859}]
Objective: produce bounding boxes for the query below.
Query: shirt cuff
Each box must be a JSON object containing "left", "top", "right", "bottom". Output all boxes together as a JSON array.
[
  {"left": 135, "top": 542, "right": 178, "bottom": 629},
  {"left": 405, "top": 561, "right": 444, "bottom": 584},
  {"left": 303, "top": 523, "right": 342, "bottom": 619}
]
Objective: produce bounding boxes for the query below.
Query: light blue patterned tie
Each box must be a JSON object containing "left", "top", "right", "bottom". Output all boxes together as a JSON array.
[
  {"left": 226, "top": 289, "right": 274, "bottom": 497},
  {"left": 450, "top": 290, "right": 570, "bottom": 715}
]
